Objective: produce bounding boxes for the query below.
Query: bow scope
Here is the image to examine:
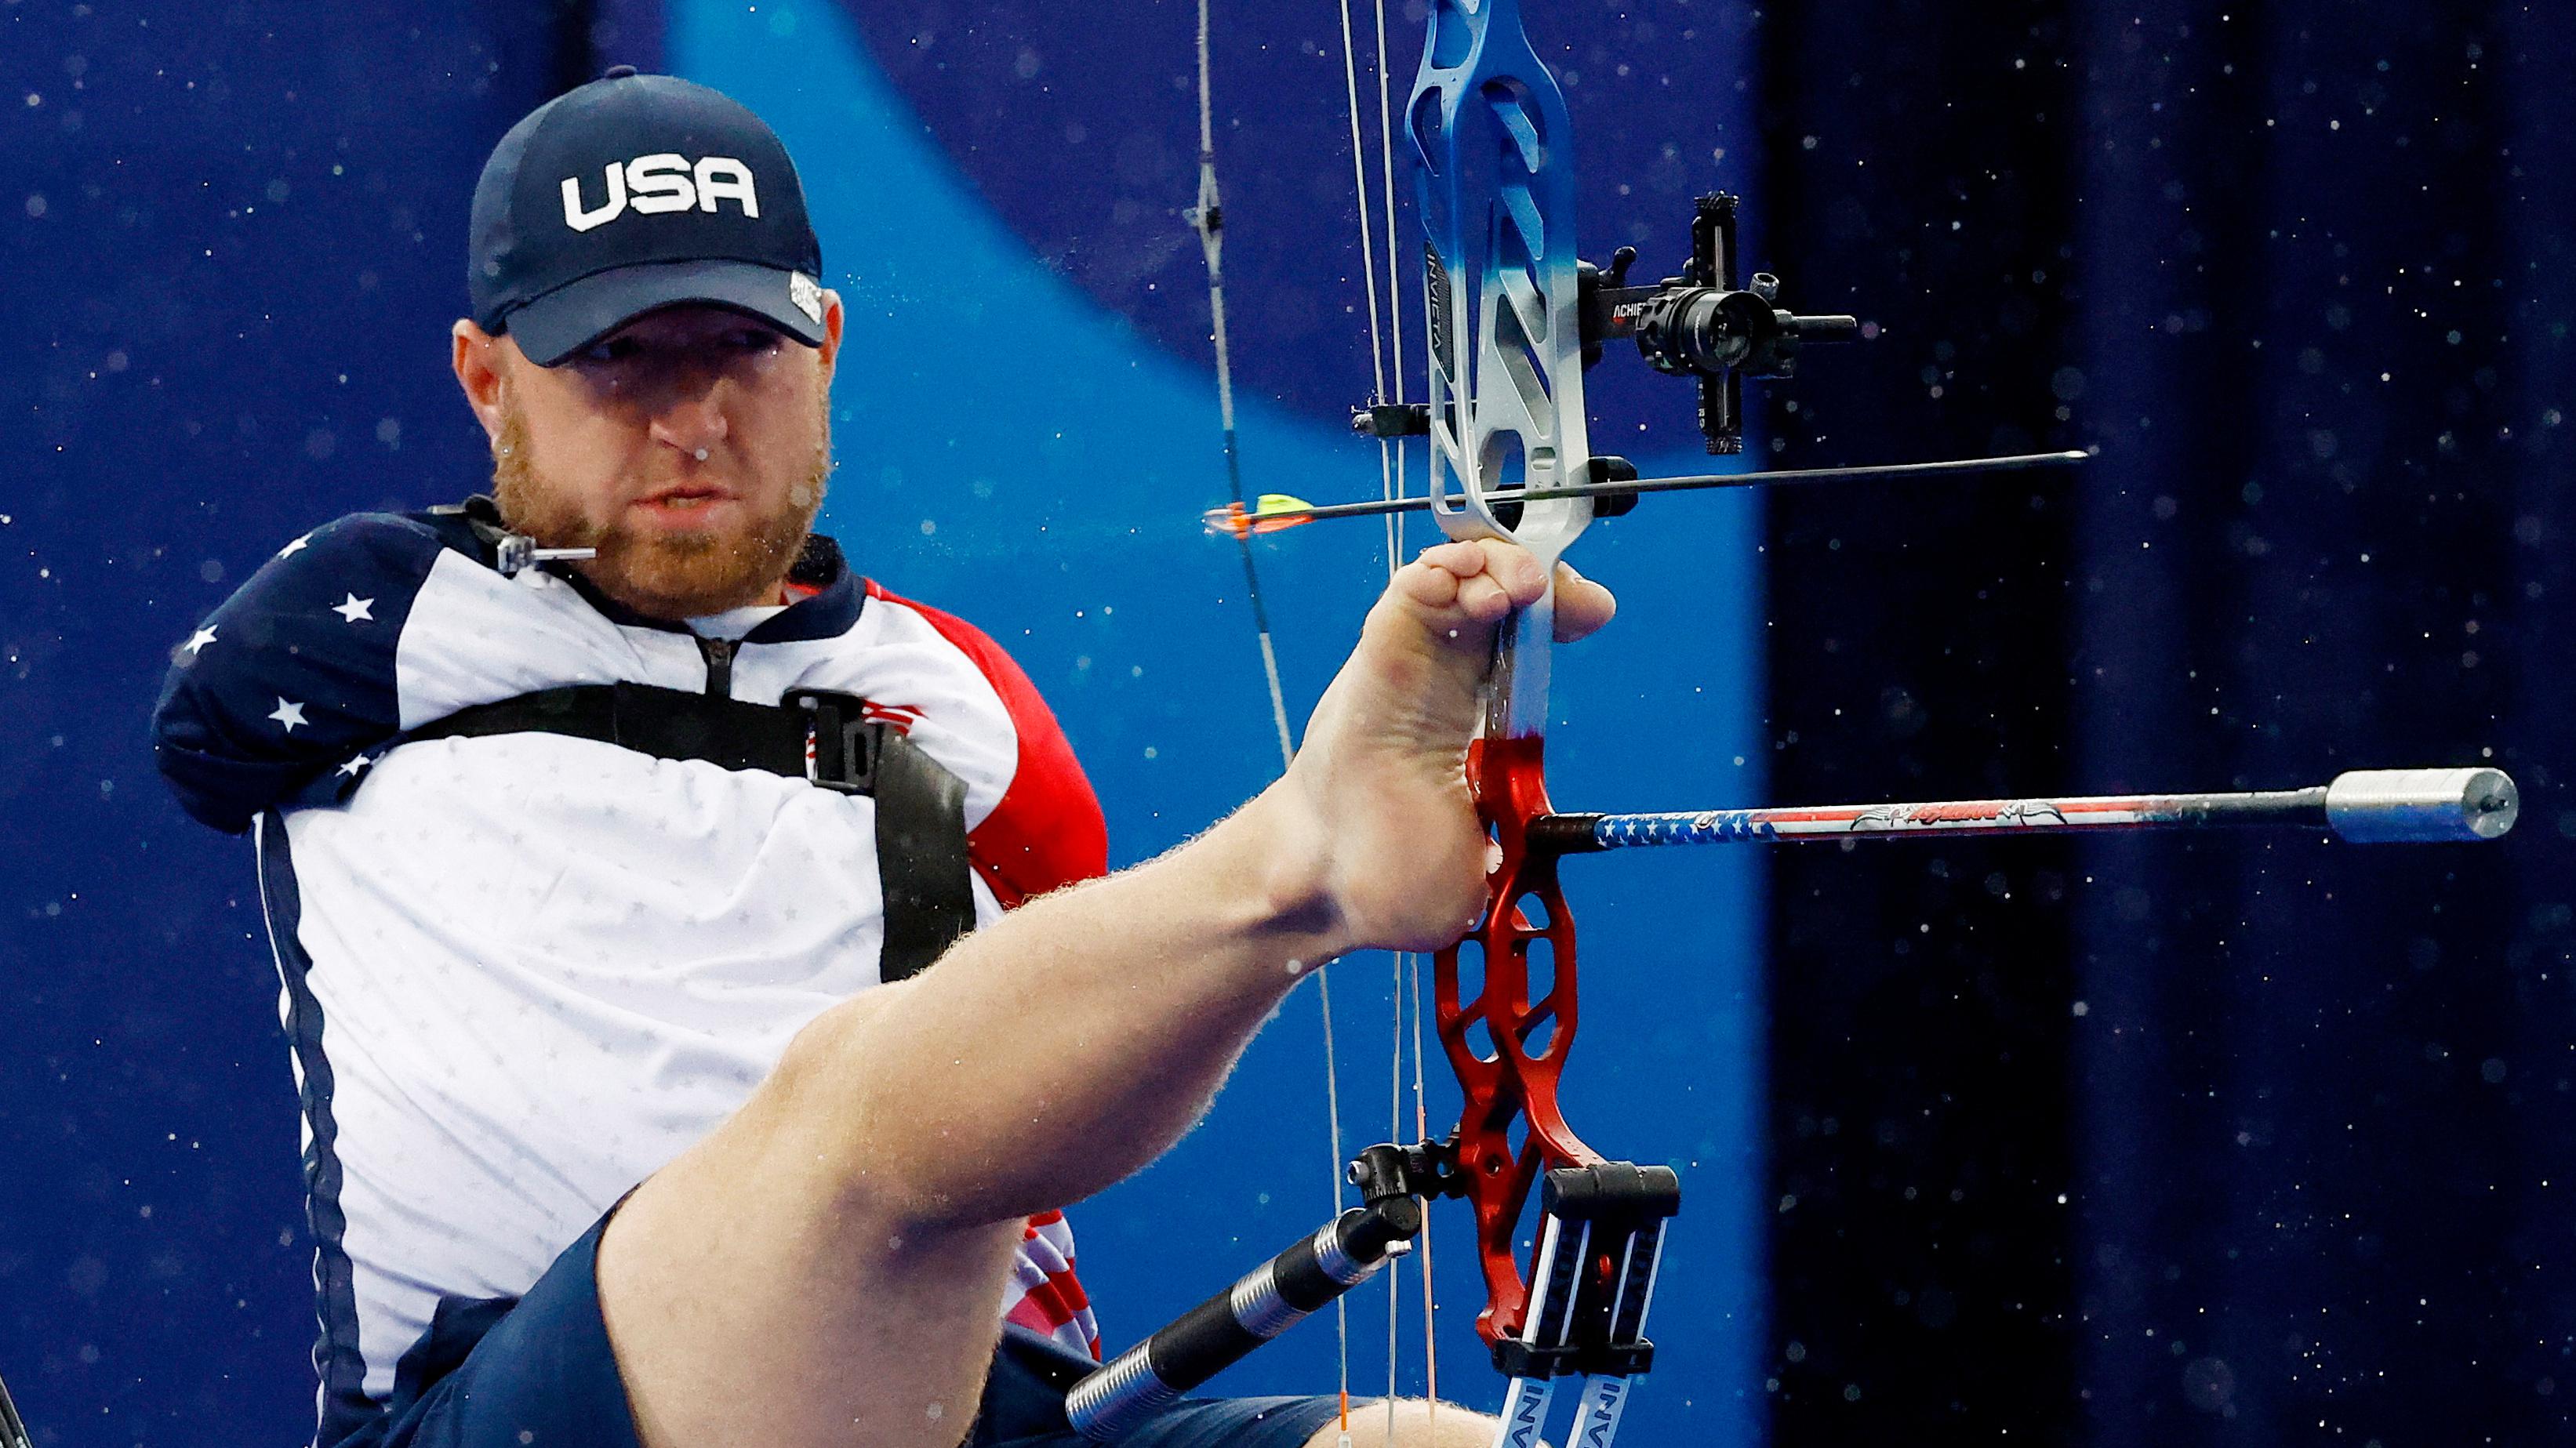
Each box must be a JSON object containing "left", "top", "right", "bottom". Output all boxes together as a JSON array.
[
  {"left": 1582, "top": 193, "right": 1861, "bottom": 455},
  {"left": 1351, "top": 192, "right": 1860, "bottom": 458}
]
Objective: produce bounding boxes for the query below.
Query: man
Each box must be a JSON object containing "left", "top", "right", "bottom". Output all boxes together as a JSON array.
[{"left": 153, "top": 67, "right": 1615, "bottom": 1448}]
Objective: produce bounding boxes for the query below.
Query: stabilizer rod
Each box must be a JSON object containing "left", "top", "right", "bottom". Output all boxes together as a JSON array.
[
  {"left": 1530, "top": 768, "right": 2519, "bottom": 853},
  {"left": 1066, "top": 1196, "right": 1422, "bottom": 1441},
  {"left": 1, "top": 1367, "right": 31, "bottom": 1448}
]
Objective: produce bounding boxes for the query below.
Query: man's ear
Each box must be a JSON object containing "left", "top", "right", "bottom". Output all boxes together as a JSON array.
[
  {"left": 814, "top": 291, "right": 845, "bottom": 377},
  {"left": 452, "top": 320, "right": 514, "bottom": 441}
]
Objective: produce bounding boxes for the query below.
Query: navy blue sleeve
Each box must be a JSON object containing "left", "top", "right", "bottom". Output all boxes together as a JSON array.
[{"left": 152, "top": 512, "right": 457, "bottom": 834}]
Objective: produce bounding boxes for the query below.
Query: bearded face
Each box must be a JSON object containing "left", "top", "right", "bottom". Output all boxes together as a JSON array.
[
  {"left": 489, "top": 394, "right": 831, "bottom": 618},
  {"left": 476, "top": 306, "right": 837, "bottom": 620}
]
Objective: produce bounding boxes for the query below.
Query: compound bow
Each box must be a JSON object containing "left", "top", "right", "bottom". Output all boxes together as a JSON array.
[{"left": 1066, "top": 2, "right": 2519, "bottom": 1446}]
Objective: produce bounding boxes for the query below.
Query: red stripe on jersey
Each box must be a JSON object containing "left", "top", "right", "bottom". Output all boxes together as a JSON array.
[
  {"left": 1005, "top": 1269, "right": 1099, "bottom": 1348},
  {"left": 866, "top": 582, "right": 1110, "bottom": 905},
  {"left": 1008, "top": 1210, "right": 1100, "bottom": 1355}
]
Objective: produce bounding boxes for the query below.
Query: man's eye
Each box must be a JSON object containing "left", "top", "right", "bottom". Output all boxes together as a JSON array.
[
  {"left": 580, "top": 337, "right": 639, "bottom": 364},
  {"left": 732, "top": 328, "right": 783, "bottom": 353}
]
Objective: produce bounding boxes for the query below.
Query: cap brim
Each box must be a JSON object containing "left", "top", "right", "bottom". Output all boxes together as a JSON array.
[{"left": 503, "top": 258, "right": 828, "bottom": 366}]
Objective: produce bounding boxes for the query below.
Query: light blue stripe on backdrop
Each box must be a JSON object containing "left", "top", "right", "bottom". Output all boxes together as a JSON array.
[{"left": 673, "top": 2, "right": 1767, "bottom": 1439}]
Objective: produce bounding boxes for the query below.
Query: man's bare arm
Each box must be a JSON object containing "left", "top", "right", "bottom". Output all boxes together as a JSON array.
[{"left": 597, "top": 540, "right": 1612, "bottom": 1448}]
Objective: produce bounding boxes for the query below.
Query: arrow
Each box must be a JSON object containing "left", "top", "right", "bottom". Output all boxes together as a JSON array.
[{"left": 1202, "top": 449, "right": 2090, "bottom": 537}]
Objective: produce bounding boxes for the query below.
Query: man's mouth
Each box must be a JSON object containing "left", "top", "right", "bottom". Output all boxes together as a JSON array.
[{"left": 635, "top": 484, "right": 737, "bottom": 517}]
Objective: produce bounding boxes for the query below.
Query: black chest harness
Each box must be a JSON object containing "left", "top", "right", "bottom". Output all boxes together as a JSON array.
[{"left": 398, "top": 503, "right": 976, "bottom": 984}]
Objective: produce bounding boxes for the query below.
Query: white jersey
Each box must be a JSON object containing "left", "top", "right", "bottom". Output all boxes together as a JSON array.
[{"left": 154, "top": 507, "right": 1107, "bottom": 1442}]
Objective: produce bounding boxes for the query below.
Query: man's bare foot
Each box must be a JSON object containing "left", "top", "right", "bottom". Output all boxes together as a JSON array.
[{"left": 1273, "top": 539, "right": 1615, "bottom": 956}]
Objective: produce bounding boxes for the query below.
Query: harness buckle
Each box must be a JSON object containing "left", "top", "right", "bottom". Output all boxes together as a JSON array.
[{"left": 786, "top": 688, "right": 879, "bottom": 794}]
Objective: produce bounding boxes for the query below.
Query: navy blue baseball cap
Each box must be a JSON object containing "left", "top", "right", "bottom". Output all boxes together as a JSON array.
[{"left": 468, "top": 66, "right": 827, "bottom": 366}]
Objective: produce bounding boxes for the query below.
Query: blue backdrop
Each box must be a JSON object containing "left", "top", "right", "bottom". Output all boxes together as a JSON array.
[{"left": 13, "top": 2, "right": 2569, "bottom": 1444}]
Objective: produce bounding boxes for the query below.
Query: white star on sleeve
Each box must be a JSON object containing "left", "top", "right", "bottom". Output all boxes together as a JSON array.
[
  {"left": 336, "top": 754, "right": 372, "bottom": 778},
  {"left": 268, "top": 698, "right": 309, "bottom": 732},
  {"left": 183, "top": 626, "right": 218, "bottom": 655},
  {"left": 278, "top": 533, "right": 314, "bottom": 559},
  {"left": 332, "top": 593, "right": 376, "bottom": 624}
]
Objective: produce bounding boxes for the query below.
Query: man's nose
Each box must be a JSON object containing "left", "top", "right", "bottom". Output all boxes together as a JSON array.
[{"left": 649, "top": 387, "right": 731, "bottom": 457}]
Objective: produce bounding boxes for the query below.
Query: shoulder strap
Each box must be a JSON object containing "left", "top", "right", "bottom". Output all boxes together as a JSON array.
[
  {"left": 870, "top": 728, "right": 977, "bottom": 982},
  {"left": 404, "top": 682, "right": 973, "bottom": 983},
  {"left": 408, "top": 682, "right": 809, "bottom": 774}
]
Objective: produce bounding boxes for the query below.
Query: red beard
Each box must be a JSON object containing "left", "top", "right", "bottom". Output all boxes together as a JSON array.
[{"left": 489, "top": 400, "right": 833, "bottom": 619}]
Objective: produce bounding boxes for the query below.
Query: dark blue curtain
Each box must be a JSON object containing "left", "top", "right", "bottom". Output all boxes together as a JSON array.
[
  {"left": 1760, "top": 0, "right": 2568, "bottom": 1441},
  {"left": 2071, "top": 2, "right": 2574, "bottom": 1442}
]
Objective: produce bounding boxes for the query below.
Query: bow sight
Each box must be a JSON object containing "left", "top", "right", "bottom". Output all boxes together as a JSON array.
[
  {"left": 1353, "top": 192, "right": 1860, "bottom": 459},
  {"left": 1587, "top": 193, "right": 1862, "bottom": 455}
]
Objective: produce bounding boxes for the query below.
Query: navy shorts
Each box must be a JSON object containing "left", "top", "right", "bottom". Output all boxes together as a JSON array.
[{"left": 338, "top": 1214, "right": 1345, "bottom": 1448}]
